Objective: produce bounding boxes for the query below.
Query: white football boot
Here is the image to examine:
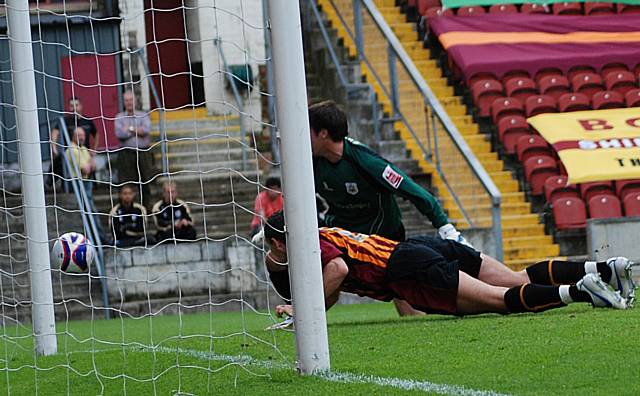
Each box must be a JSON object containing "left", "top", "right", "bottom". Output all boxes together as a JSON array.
[
  {"left": 577, "top": 273, "right": 627, "bottom": 309},
  {"left": 606, "top": 257, "right": 636, "bottom": 306}
]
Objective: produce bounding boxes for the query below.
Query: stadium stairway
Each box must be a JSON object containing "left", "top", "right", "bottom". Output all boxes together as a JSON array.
[{"left": 317, "top": 0, "right": 561, "bottom": 269}]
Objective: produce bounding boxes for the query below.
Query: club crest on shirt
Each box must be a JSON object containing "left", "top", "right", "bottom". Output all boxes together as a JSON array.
[
  {"left": 382, "top": 165, "right": 403, "bottom": 189},
  {"left": 345, "top": 182, "right": 359, "bottom": 195}
]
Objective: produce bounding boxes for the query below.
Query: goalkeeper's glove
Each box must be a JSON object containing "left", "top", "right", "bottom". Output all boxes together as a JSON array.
[{"left": 438, "top": 223, "right": 473, "bottom": 248}]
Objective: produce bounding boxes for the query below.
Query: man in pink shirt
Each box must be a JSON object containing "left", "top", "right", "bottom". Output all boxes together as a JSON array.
[{"left": 251, "top": 177, "right": 284, "bottom": 235}]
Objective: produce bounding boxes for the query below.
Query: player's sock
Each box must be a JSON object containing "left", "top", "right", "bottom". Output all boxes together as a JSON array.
[
  {"left": 558, "top": 285, "right": 592, "bottom": 304},
  {"left": 504, "top": 284, "right": 569, "bottom": 313},
  {"left": 525, "top": 260, "right": 612, "bottom": 285}
]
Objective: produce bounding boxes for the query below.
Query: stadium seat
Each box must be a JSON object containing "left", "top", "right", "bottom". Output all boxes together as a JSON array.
[
  {"left": 588, "top": 194, "right": 623, "bottom": 219},
  {"left": 472, "top": 79, "right": 504, "bottom": 117},
  {"left": 545, "top": 175, "right": 580, "bottom": 203},
  {"left": 552, "top": 197, "right": 587, "bottom": 230},
  {"left": 505, "top": 77, "right": 538, "bottom": 102},
  {"left": 553, "top": 2, "right": 583, "bottom": 15},
  {"left": 535, "top": 67, "right": 563, "bottom": 84},
  {"left": 517, "top": 134, "right": 552, "bottom": 163},
  {"left": 425, "top": 6, "right": 455, "bottom": 18},
  {"left": 591, "top": 91, "right": 625, "bottom": 110},
  {"left": 468, "top": 72, "right": 498, "bottom": 89},
  {"left": 623, "top": 192, "right": 640, "bottom": 217},
  {"left": 604, "top": 71, "right": 638, "bottom": 96},
  {"left": 525, "top": 95, "right": 557, "bottom": 117},
  {"left": 538, "top": 75, "right": 571, "bottom": 101},
  {"left": 491, "top": 97, "right": 524, "bottom": 123},
  {"left": 617, "top": 3, "right": 640, "bottom": 14},
  {"left": 580, "top": 181, "right": 614, "bottom": 203},
  {"left": 418, "top": 0, "right": 442, "bottom": 15},
  {"left": 524, "top": 155, "right": 559, "bottom": 196},
  {"left": 498, "top": 116, "right": 531, "bottom": 154},
  {"left": 489, "top": 4, "right": 517, "bottom": 13},
  {"left": 502, "top": 70, "right": 531, "bottom": 85},
  {"left": 626, "top": 89, "right": 640, "bottom": 107},
  {"left": 615, "top": 179, "right": 640, "bottom": 200},
  {"left": 571, "top": 73, "right": 605, "bottom": 98},
  {"left": 568, "top": 65, "right": 597, "bottom": 81},
  {"left": 558, "top": 93, "right": 591, "bottom": 112},
  {"left": 601, "top": 62, "right": 630, "bottom": 80},
  {"left": 521, "top": 3, "right": 549, "bottom": 13},
  {"left": 584, "top": 2, "right": 615, "bottom": 15},
  {"left": 457, "top": 6, "right": 486, "bottom": 16}
]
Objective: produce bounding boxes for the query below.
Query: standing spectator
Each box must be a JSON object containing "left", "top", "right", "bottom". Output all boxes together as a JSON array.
[
  {"left": 308, "top": 100, "right": 471, "bottom": 316},
  {"left": 114, "top": 89, "right": 154, "bottom": 206},
  {"left": 250, "top": 176, "right": 284, "bottom": 235},
  {"left": 49, "top": 97, "right": 99, "bottom": 189},
  {"left": 109, "top": 184, "right": 148, "bottom": 247},
  {"left": 152, "top": 181, "right": 197, "bottom": 242}
]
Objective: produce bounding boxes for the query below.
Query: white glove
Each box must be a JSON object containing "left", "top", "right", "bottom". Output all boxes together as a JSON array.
[
  {"left": 438, "top": 223, "right": 473, "bottom": 248},
  {"left": 251, "top": 228, "right": 265, "bottom": 245}
]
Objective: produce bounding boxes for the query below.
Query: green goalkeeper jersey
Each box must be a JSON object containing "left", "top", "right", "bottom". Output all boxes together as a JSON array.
[{"left": 313, "top": 138, "right": 449, "bottom": 239}]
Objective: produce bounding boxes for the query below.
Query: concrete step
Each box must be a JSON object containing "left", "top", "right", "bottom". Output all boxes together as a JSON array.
[
  {"left": 504, "top": 244, "right": 561, "bottom": 261},
  {"left": 503, "top": 235, "right": 554, "bottom": 249}
]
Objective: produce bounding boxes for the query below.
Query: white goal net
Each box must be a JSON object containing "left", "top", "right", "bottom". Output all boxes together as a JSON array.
[{"left": 0, "top": 0, "right": 325, "bottom": 393}]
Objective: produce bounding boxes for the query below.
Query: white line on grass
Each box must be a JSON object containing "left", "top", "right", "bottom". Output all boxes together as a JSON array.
[{"left": 69, "top": 347, "right": 509, "bottom": 396}]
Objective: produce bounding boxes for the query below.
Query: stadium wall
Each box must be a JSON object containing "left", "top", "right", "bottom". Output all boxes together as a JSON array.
[{"left": 587, "top": 217, "right": 640, "bottom": 265}]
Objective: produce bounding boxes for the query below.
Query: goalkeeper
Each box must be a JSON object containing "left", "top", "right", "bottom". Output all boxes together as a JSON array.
[
  {"left": 309, "top": 100, "right": 469, "bottom": 315},
  {"left": 263, "top": 212, "right": 635, "bottom": 319}
]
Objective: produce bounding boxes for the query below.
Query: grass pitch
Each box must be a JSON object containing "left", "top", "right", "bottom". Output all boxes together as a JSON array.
[{"left": 1, "top": 301, "right": 639, "bottom": 395}]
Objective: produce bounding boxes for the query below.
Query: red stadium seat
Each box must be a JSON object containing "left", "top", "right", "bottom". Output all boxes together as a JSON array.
[
  {"left": 604, "top": 71, "right": 638, "bottom": 96},
  {"left": 491, "top": 97, "right": 524, "bottom": 124},
  {"left": 525, "top": 95, "right": 557, "bottom": 117},
  {"left": 580, "top": 181, "right": 614, "bottom": 203},
  {"left": 425, "top": 7, "right": 455, "bottom": 18},
  {"left": 601, "top": 62, "right": 630, "bottom": 80},
  {"left": 472, "top": 79, "right": 504, "bottom": 117},
  {"left": 524, "top": 155, "right": 559, "bottom": 196},
  {"left": 505, "top": 77, "right": 538, "bottom": 102},
  {"left": 538, "top": 75, "right": 571, "bottom": 101},
  {"left": 553, "top": 197, "right": 587, "bottom": 230},
  {"left": 588, "top": 194, "right": 623, "bottom": 219},
  {"left": 625, "top": 89, "right": 640, "bottom": 107},
  {"left": 535, "top": 67, "right": 563, "bottom": 84},
  {"left": 558, "top": 93, "right": 591, "bottom": 112},
  {"left": 615, "top": 179, "right": 640, "bottom": 200},
  {"left": 521, "top": 3, "right": 549, "bottom": 13},
  {"left": 617, "top": 4, "right": 640, "bottom": 14},
  {"left": 585, "top": 2, "right": 615, "bottom": 15},
  {"left": 553, "top": 2, "right": 583, "bottom": 15},
  {"left": 545, "top": 175, "right": 579, "bottom": 203},
  {"left": 468, "top": 72, "right": 498, "bottom": 89},
  {"left": 591, "top": 91, "right": 625, "bottom": 110},
  {"left": 571, "top": 73, "right": 605, "bottom": 98},
  {"left": 498, "top": 116, "right": 531, "bottom": 154},
  {"left": 418, "top": 0, "right": 442, "bottom": 15},
  {"left": 568, "top": 65, "right": 597, "bottom": 81},
  {"left": 623, "top": 192, "right": 640, "bottom": 217},
  {"left": 502, "top": 70, "right": 531, "bottom": 85},
  {"left": 457, "top": 6, "right": 486, "bottom": 16},
  {"left": 517, "top": 134, "right": 552, "bottom": 163},
  {"left": 489, "top": 4, "right": 518, "bottom": 13}
]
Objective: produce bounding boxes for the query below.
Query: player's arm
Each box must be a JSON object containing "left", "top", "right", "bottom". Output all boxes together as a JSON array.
[{"left": 323, "top": 256, "right": 348, "bottom": 310}]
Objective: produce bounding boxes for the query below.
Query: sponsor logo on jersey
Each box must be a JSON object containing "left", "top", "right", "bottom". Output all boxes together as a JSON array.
[
  {"left": 345, "top": 182, "right": 359, "bottom": 195},
  {"left": 382, "top": 165, "right": 403, "bottom": 189}
]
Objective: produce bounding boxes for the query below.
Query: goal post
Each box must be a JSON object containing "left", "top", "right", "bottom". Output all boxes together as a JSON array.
[
  {"left": 6, "top": 0, "right": 57, "bottom": 356},
  {"left": 268, "top": 0, "right": 330, "bottom": 373}
]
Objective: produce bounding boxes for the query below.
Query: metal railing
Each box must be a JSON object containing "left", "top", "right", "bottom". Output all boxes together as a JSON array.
[
  {"left": 315, "top": 0, "right": 503, "bottom": 260},
  {"left": 58, "top": 117, "right": 111, "bottom": 319}
]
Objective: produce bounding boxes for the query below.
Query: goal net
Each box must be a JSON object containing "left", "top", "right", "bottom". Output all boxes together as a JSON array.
[{"left": 0, "top": 0, "right": 324, "bottom": 393}]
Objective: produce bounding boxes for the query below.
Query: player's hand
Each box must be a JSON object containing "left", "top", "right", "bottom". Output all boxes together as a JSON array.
[
  {"left": 438, "top": 223, "right": 473, "bottom": 248},
  {"left": 275, "top": 304, "right": 293, "bottom": 318}
]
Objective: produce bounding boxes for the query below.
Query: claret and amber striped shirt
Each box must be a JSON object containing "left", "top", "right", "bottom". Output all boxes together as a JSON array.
[{"left": 319, "top": 227, "right": 399, "bottom": 301}]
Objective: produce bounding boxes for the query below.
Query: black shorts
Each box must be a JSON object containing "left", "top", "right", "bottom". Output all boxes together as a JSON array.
[{"left": 386, "top": 236, "right": 482, "bottom": 314}]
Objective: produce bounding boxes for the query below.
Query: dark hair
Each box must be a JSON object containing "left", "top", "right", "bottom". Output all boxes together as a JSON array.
[
  {"left": 264, "top": 211, "right": 286, "bottom": 243},
  {"left": 120, "top": 184, "right": 136, "bottom": 193},
  {"left": 308, "top": 100, "right": 348, "bottom": 142},
  {"left": 265, "top": 176, "right": 281, "bottom": 189},
  {"left": 68, "top": 97, "right": 81, "bottom": 103}
]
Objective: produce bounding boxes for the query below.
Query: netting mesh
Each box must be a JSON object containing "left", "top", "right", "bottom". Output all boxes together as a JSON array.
[{"left": 0, "top": 0, "right": 292, "bottom": 392}]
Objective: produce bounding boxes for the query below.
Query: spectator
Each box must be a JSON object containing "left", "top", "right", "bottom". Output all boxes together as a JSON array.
[
  {"left": 66, "top": 127, "right": 96, "bottom": 202},
  {"left": 49, "top": 97, "right": 99, "bottom": 189},
  {"left": 109, "top": 184, "right": 148, "bottom": 247},
  {"left": 152, "top": 181, "right": 197, "bottom": 242},
  {"left": 250, "top": 176, "right": 284, "bottom": 235},
  {"left": 114, "top": 89, "right": 154, "bottom": 207}
]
